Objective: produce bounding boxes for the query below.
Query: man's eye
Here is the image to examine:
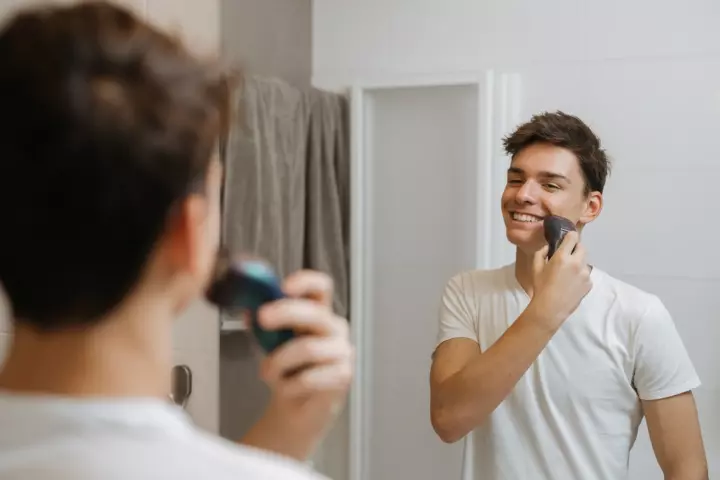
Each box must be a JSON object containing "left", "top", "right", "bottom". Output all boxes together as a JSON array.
[
  {"left": 545, "top": 183, "right": 560, "bottom": 190},
  {"left": 507, "top": 179, "right": 522, "bottom": 185}
]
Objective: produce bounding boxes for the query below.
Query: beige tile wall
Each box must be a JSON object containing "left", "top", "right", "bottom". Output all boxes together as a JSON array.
[
  {"left": 0, "top": 0, "right": 221, "bottom": 434},
  {"left": 147, "top": 0, "right": 220, "bottom": 58}
]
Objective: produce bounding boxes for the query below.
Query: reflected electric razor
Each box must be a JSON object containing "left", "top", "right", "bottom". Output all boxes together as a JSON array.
[
  {"left": 206, "top": 253, "right": 294, "bottom": 353},
  {"left": 543, "top": 215, "right": 576, "bottom": 259}
]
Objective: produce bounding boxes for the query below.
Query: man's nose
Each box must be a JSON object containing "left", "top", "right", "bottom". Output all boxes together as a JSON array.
[{"left": 515, "top": 181, "right": 539, "bottom": 204}]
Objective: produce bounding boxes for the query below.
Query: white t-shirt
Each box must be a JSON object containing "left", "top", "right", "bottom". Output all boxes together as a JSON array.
[
  {"left": 436, "top": 263, "right": 700, "bottom": 480},
  {"left": 0, "top": 392, "right": 328, "bottom": 480}
]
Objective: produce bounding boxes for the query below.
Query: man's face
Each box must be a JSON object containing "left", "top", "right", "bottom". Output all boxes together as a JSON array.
[{"left": 501, "top": 142, "right": 603, "bottom": 254}]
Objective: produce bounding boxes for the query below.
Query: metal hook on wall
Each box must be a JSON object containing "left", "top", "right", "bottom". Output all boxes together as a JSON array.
[{"left": 168, "top": 364, "right": 192, "bottom": 409}]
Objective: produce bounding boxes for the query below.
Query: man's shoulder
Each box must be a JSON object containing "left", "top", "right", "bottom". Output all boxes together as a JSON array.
[
  {"left": 591, "top": 267, "right": 664, "bottom": 318},
  {"left": 0, "top": 428, "right": 327, "bottom": 480},
  {"left": 174, "top": 432, "right": 328, "bottom": 479}
]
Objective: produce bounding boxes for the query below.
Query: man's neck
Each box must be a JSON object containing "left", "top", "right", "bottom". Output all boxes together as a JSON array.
[
  {"left": 0, "top": 300, "right": 174, "bottom": 399},
  {"left": 514, "top": 248, "right": 535, "bottom": 297}
]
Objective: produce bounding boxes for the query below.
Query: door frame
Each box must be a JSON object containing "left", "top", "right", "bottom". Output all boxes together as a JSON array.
[{"left": 348, "top": 71, "right": 498, "bottom": 480}]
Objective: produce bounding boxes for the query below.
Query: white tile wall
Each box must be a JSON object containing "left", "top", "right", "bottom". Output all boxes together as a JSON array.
[{"left": 312, "top": 0, "right": 720, "bottom": 87}]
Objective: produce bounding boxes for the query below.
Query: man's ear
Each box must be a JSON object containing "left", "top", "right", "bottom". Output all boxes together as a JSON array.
[
  {"left": 161, "top": 194, "right": 208, "bottom": 277},
  {"left": 579, "top": 191, "right": 603, "bottom": 226}
]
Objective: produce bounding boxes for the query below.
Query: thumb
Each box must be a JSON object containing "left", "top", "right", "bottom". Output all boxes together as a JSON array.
[{"left": 533, "top": 245, "right": 549, "bottom": 276}]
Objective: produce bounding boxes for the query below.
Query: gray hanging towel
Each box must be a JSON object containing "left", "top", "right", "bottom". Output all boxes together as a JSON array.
[{"left": 222, "top": 74, "right": 349, "bottom": 318}]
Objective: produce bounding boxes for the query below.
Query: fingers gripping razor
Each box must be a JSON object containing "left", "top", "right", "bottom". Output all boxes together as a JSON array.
[
  {"left": 543, "top": 215, "right": 577, "bottom": 259},
  {"left": 206, "top": 254, "right": 295, "bottom": 353}
]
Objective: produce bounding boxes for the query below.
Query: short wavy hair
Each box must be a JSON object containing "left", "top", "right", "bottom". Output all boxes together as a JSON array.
[{"left": 503, "top": 111, "right": 611, "bottom": 194}]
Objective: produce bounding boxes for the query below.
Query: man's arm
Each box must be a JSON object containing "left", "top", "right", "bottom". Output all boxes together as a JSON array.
[
  {"left": 430, "top": 302, "right": 557, "bottom": 443},
  {"left": 643, "top": 391, "right": 707, "bottom": 480},
  {"left": 629, "top": 293, "right": 706, "bottom": 480},
  {"left": 240, "top": 398, "right": 339, "bottom": 461}
]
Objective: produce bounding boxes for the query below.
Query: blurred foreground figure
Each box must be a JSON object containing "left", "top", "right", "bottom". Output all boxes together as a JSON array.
[{"left": 0, "top": 2, "right": 352, "bottom": 479}]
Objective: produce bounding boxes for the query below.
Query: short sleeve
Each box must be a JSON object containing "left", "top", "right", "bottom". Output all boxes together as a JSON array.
[
  {"left": 435, "top": 274, "right": 478, "bottom": 350},
  {"left": 632, "top": 296, "right": 701, "bottom": 401}
]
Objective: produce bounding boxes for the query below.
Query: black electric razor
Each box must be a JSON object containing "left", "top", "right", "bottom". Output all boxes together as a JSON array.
[
  {"left": 543, "top": 215, "right": 577, "bottom": 259},
  {"left": 206, "top": 253, "right": 294, "bottom": 353}
]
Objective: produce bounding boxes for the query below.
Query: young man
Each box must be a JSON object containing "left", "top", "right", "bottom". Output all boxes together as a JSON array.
[
  {"left": 430, "top": 112, "right": 707, "bottom": 479},
  {"left": 0, "top": 3, "right": 351, "bottom": 479}
]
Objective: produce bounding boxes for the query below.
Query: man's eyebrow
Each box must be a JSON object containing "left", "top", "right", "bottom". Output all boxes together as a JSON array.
[
  {"left": 507, "top": 167, "right": 571, "bottom": 183},
  {"left": 540, "top": 171, "right": 571, "bottom": 183}
]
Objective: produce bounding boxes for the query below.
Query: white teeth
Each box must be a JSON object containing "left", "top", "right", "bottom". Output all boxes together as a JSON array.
[{"left": 512, "top": 213, "right": 542, "bottom": 223}]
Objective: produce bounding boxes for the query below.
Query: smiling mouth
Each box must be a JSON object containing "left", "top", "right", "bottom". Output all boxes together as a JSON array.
[{"left": 511, "top": 212, "right": 544, "bottom": 223}]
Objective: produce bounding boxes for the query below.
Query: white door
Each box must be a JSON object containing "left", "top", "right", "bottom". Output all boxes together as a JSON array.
[{"left": 349, "top": 76, "right": 495, "bottom": 480}]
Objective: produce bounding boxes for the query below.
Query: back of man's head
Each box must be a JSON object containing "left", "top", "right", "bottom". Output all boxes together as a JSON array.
[{"left": 0, "top": 2, "right": 226, "bottom": 330}]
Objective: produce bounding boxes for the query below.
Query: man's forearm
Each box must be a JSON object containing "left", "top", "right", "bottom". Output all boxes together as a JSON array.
[
  {"left": 239, "top": 400, "right": 326, "bottom": 461},
  {"left": 663, "top": 461, "right": 708, "bottom": 480},
  {"left": 665, "top": 470, "right": 708, "bottom": 480},
  {"left": 433, "top": 302, "right": 559, "bottom": 442}
]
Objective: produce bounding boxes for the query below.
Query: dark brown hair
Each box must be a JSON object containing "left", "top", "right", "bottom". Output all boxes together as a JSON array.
[
  {"left": 0, "top": 2, "right": 228, "bottom": 329},
  {"left": 502, "top": 111, "right": 611, "bottom": 194}
]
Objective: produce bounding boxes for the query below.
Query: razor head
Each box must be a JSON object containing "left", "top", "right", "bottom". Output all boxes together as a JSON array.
[
  {"left": 206, "top": 254, "right": 283, "bottom": 309},
  {"left": 543, "top": 215, "right": 577, "bottom": 259},
  {"left": 206, "top": 253, "right": 294, "bottom": 353}
]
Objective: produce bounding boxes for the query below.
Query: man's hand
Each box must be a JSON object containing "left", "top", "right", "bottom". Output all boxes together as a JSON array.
[
  {"left": 240, "top": 270, "right": 353, "bottom": 461},
  {"left": 530, "top": 230, "right": 592, "bottom": 331}
]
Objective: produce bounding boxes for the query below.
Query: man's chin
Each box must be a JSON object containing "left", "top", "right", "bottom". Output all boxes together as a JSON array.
[{"left": 506, "top": 231, "right": 544, "bottom": 254}]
